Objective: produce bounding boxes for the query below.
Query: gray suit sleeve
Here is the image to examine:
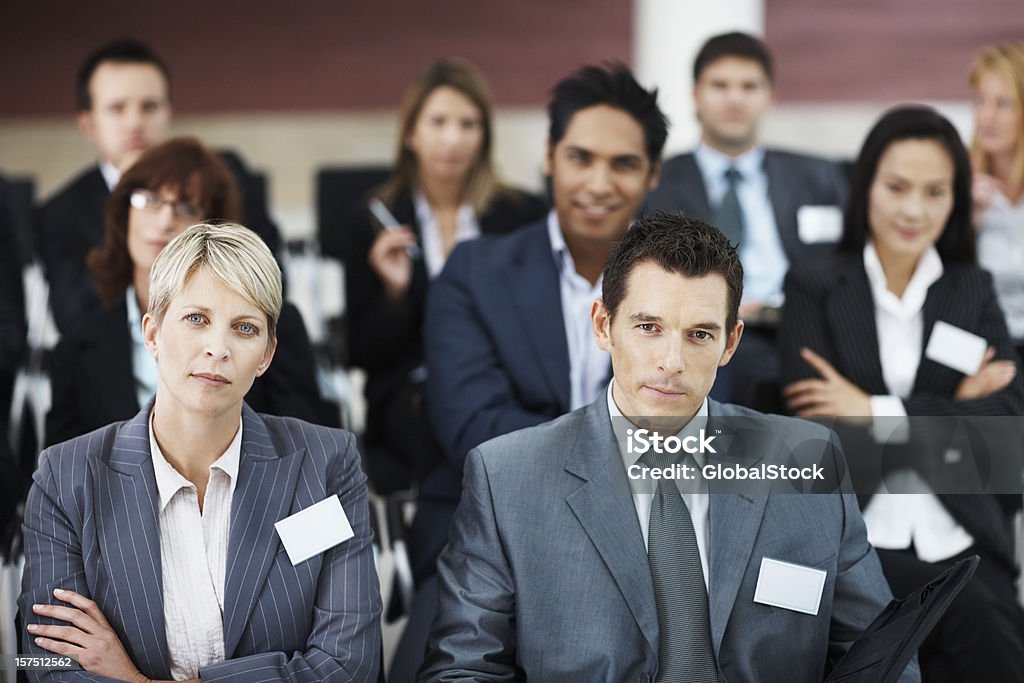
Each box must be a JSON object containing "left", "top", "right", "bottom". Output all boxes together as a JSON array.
[
  {"left": 419, "top": 449, "right": 519, "bottom": 682},
  {"left": 19, "top": 451, "right": 120, "bottom": 682}
]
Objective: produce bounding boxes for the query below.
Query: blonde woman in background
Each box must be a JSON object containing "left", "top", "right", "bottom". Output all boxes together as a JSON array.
[{"left": 970, "top": 41, "right": 1024, "bottom": 354}]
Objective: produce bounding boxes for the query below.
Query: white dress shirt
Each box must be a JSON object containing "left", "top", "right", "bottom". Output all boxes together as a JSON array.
[
  {"left": 99, "top": 160, "right": 120, "bottom": 191},
  {"left": 608, "top": 381, "right": 711, "bottom": 587},
  {"left": 548, "top": 211, "right": 611, "bottom": 409},
  {"left": 413, "top": 190, "right": 480, "bottom": 278},
  {"left": 859, "top": 242, "right": 975, "bottom": 562},
  {"left": 694, "top": 144, "right": 788, "bottom": 305},
  {"left": 149, "top": 414, "right": 242, "bottom": 680},
  {"left": 978, "top": 191, "right": 1024, "bottom": 340}
]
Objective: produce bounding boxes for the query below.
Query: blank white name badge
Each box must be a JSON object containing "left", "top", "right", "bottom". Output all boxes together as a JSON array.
[
  {"left": 275, "top": 495, "right": 355, "bottom": 566},
  {"left": 925, "top": 321, "right": 988, "bottom": 376},
  {"left": 753, "top": 557, "right": 827, "bottom": 616},
  {"left": 797, "top": 205, "right": 843, "bottom": 243}
]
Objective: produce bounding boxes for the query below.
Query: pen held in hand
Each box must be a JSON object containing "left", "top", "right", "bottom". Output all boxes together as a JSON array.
[{"left": 369, "top": 198, "right": 421, "bottom": 259}]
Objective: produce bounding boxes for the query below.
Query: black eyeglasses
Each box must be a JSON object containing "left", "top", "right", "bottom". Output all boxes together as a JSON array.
[{"left": 129, "top": 189, "right": 203, "bottom": 221}]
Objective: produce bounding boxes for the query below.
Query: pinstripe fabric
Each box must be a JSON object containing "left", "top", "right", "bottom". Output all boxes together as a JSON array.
[
  {"left": 19, "top": 402, "right": 381, "bottom": 682},
  {"left": 779, "top": 253, "right": 1024, "bottom": 569}
]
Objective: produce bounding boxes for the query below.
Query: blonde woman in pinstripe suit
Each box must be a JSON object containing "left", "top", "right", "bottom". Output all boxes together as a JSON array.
[
  {"left": 780, "top": 106, "right": 1024, "bottom": 681},
  {"left": 19, "top": 223, "right": 381, "bottom": 682}
]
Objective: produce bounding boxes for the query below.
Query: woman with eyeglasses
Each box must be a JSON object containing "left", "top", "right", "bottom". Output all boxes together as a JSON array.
[{"left": 45, "top": 137, "right": 333, "bottom": 446}]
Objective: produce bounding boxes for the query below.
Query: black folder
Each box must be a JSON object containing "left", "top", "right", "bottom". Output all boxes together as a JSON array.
[{"left": 824, "top": 554, "right": 980, "bottom": 682}]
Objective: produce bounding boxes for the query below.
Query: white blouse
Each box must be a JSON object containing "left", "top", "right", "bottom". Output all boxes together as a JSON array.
[
  {"left": 860, "top": 243, "right": 975, "bottom": 562},
  {"left": 150, "top": 415, "right": 242, "bottom": 679}
]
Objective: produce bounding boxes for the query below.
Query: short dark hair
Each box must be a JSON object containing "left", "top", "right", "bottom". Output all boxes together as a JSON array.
[
  {"left": 839, "top": 105, "right": 976, "bottom": 263},
  {"left": 548, "top": 63, "right": 668, "bottom": 164},
  {"left": 602, "top": 210, "right": 744, "bottom": 332},
  {"left": 76, "top": 39, "right": 171, "bottom": 111},
  {"left": 693, "top": 32, "right": 773, "bottom": 83}
]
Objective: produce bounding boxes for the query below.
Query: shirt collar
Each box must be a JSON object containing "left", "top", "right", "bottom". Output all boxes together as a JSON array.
[
  {"left": 695, "top": 143, "right": 765, "bottom": 180},
  {"left": 99, "top": 160, "right": 120, "bottom": 191},
  {"left": 606, "top": 379, "right": 710, "bottom": 469},
  {"left": 863, "top": 241, "right": 943, "bottom": 315},
  {"left": 547, "top": 209, "right": 568, "bottom": 259},
  {"left": 148, "top": 411, "right": 243, "bottom": 511}
]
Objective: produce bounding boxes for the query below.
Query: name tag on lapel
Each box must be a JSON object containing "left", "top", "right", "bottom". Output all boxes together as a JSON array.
[
  {"left": 797, "top": 205, "right": 843, "bottom": 243},
  {"left": 274, "top": 495, "right": 354, "bottom": 566},
  {"left": 753, "top": 557, "right": 826, "bottom": 615},
  {"left": 925, "top": 321, "right": 988, "bottom": 375}
]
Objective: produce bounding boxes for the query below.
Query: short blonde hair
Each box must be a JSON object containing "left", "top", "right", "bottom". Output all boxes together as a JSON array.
[
  {"left": 148, "top": 223, "right": 282, "bottom": 340},
  {"left": 969, "top": 41, "right": 1024, "bottom": 193}
]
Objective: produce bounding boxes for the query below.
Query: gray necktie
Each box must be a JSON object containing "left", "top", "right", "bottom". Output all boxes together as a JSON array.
[
  {"left": 714, "top": 166, "right": 745, "bottom": 246},
  {"left": 646, "top": 451, "right": 718, "bottom": 682}
]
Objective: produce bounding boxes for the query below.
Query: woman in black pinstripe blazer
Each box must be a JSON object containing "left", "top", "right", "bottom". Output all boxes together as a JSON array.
[{"left": 779, "top": 106, "right": 1024, "bottom": 681}]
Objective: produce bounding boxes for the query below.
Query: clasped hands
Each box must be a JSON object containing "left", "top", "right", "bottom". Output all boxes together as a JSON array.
[{"left": 783, "top": 346, "right": 1017, "bottom": 419}]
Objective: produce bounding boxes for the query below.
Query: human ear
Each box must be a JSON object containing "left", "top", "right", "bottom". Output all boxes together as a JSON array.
[
  {"left": 255, "top": 336, "right": 278, "bottom": 377},
  {"left": 591, "top": 299, "right": 613, "bottom": 352},
  {"left": 718, "top": 320, "right": 745, "bottom": 366},
  {"left": 142, "top": 313, "right": 159, "bottom": 360}
]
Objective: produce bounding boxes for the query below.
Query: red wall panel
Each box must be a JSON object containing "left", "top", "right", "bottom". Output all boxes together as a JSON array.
[
  {"left": 0, "top": 0, "right": 632, "bottom": 116},
  {"left": 766, "top": 0, "right": 1024, "bottom": 102}
]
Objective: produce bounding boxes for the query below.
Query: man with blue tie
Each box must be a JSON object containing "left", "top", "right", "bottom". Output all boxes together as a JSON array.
[
  {"left": 645, "top": 32, "right": 848, "bottom": 408},
  {"left": 421, "top": 212, "right": 918, "bottom": 682}
]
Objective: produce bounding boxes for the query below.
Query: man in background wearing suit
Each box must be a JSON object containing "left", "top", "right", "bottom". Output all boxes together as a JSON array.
[
  {"left": 397, "top": 64, "right": 667, "bottom": 678},
  {"left": 422, "top": 212, "right": 918, "bottom": 682},
  {"left": 37, "top": 40, "right": 281, "bottom": 334},
  {"left": 646, "top": 32, "right": 848, "bottom": 408}
]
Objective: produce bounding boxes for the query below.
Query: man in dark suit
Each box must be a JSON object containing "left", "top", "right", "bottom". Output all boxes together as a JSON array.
[
  {"left": 390, "top": 64, "right": 667, "bottom": 679},
  {"left": 645, "top": 32, "right": 848, "bottom": 408},
  {"left": 422, "top": 212, "right": 919, "bottom": 681},
  {"left": 37, "top": 39, "right": 281, "bottom": 334}
]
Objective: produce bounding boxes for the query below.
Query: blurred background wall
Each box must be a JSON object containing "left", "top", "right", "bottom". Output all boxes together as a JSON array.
[{"left": 1, "top": 0, "right": 1022, "bottom": 240}]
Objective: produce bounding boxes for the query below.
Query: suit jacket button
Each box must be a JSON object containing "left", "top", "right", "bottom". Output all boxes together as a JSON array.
[{"left": 637, "top": 674, "right": 650, "bottom": 683}]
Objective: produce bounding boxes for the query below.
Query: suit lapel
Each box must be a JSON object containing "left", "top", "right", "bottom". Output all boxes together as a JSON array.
[
  {"left": 222, "top": 406, "right": 306, "bottom": 657},
  {"left": 705, "top": 404, "right": 769, "bottom": 653},
  {"left": 830, "top": 257, "right": 888, "bottom": 393},
  {"left": 505, "top": 224, "right": 571, "bottom": 411},
  {"left": 100, "top": 405, "right": 172, "bottom": 680},
  {"left": 764, "top": 151, "right": 802, "bottom": 261},
  {"left": 390, "top": 193, "right": 430, "bottom": 294},
  {"left": 564, "top": 400, "right": 658, "bottom": 656},
  {"left": 914, "top": 273, "right": 953, "bottom": 392},
  {"left": 85, "top": 166, "right": 111, "bottom": 245},
  {"left": 671, "top": 155, "right": 714, "bottom": 221}
]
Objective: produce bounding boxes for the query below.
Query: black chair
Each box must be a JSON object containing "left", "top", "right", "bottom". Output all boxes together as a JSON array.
[{"left": 315, "top": 165, "right": 390, "bottom": 264}]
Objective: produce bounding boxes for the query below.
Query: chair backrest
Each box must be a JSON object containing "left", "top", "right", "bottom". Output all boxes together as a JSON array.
[{"left": 316, "top": 166, "right": 391, "bottom": 263}]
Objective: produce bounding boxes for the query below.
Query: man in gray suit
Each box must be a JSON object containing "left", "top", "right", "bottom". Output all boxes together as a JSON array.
[
  {"left": 645, "top": 32, "right": 848, "bottom": 408},
  {"left": 421, "top": 212, "right": 918, "bottom": 682}
]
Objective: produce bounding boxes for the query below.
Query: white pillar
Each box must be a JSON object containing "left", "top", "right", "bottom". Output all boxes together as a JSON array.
[{"left": 633, "top": 0, "right": 764, "bottom": 156}]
